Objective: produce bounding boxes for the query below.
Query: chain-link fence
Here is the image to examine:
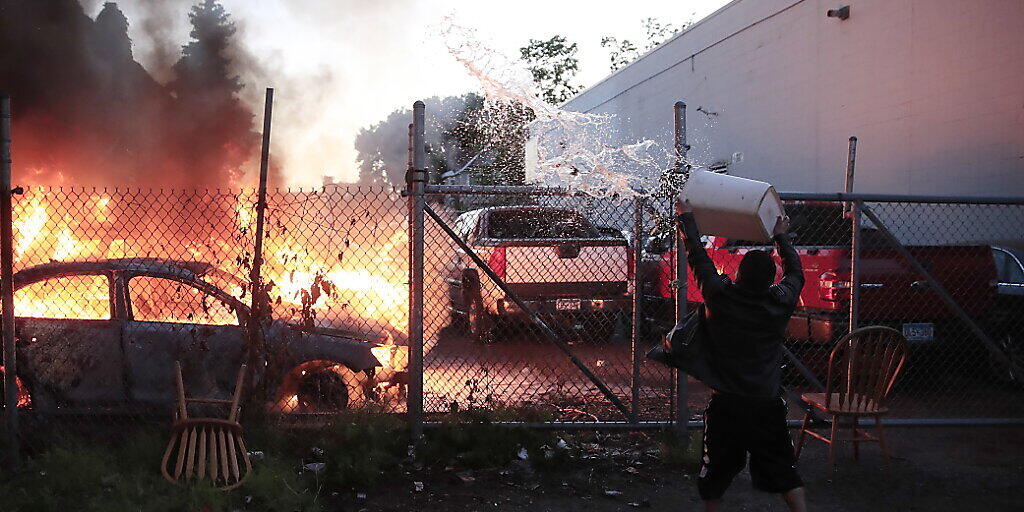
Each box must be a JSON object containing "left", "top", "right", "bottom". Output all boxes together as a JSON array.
[
  {"left": 415, "top": 187, "right": 1024, "bottom": 427},
  {"left": 2, "top": 185, "right": 410, "bottom": 456},
  {"left": 420, "top": 192, "right": 680, "bottom": 425},
  {"left": 2, "top": 183, "right": 1022, "bottom": 460}
]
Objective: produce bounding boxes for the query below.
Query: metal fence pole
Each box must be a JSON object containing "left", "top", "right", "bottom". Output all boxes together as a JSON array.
[
  {"left": 246, "top": 88, "right": 273, "bottom": 398},
  {"left": 673, "top": 101, "right": 689, "bottom": 433},
  {"left": 845, "top": 137, "right": 860, "bottom": 332},
  {"left": 630, "top": 196, "right": 644, "bottom": 421},
  {"left": 1, "top": 94, "right": 19, "bottom": 466},
  {"left": 407, "top": 101, "right": 426, "bottom": 440},
  {"left": 849, "top": 199, "right": 862, "bottom": 332}
]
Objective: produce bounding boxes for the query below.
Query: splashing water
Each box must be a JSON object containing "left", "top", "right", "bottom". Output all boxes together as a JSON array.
[{"left": 439, "top": 17, "right": 682, "bottom": 199}]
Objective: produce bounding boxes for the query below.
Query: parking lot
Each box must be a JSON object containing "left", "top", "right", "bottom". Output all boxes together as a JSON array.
[{"left": 422, "top": 325, "right": 1023, "bottom": 422}]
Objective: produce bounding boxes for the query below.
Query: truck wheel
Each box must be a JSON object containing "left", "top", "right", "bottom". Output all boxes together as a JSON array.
[
  {"left": 466, "top": 289, "right": 496, "bottom": 344},
  {"left": 988, "top": 333, "right": 1023, "bottom": 387}
]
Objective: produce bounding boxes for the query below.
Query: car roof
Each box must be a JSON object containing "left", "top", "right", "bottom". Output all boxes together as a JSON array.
[
  {"left": 462, "top": 206, "right": 579, "bottom": 215},
  {"left": 13, "top": 258, "right": 215, "bottom": 285},
  {"left": 994, "top": 245, "right": 1024, "bottom": 260}
]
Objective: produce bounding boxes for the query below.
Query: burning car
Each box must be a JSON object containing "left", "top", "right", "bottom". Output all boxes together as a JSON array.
[{"left": 2, "top": 258, "right": 407, "bottom": 414}]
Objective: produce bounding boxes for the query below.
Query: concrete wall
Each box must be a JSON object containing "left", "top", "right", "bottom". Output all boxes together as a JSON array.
[{"left": 563, "top": 0, "right": 1024, "bottom": 197}]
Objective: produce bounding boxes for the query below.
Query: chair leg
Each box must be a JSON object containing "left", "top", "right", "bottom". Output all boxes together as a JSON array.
[
  {"left": 795, "top": 411, "right": 810, "bottom": 460},
  {"left": 852, "top": 416, "right": 860, "bottom": 462},
  {"left": 876, "top": 415, "right": 890, "bottom": 467},
  {"left": 828, "top": 414, "right": 839, "bottom": 475}
]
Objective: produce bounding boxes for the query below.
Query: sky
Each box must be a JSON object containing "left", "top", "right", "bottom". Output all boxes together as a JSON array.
[{"left": 83, "top": 0, "right": 731, "bottom": 186}]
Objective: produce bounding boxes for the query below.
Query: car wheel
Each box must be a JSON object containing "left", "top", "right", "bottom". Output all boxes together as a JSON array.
[
  {"left": 466, "top": 289, "right": 496, "bottom": 344},
  {"left": 988, "top": 333, "right": 1024, "bottom": 387},
  {"left": 296, "top": 367, "right": 350, "bottom": 412}
]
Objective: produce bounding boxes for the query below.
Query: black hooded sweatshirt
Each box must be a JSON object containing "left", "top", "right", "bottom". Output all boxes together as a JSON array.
[{"left": 678, "top": 212, "right": 805, "bottom": 398}]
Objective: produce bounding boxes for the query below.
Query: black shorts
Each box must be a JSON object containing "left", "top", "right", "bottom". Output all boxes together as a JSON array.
[{"left": 697, "top": 392, "right": 803, "bottom": 500}]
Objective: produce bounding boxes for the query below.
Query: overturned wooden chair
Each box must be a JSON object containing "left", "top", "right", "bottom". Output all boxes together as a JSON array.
[
  {"left": 161, "top": 362, "right": 253, "bottom": 490},
  {"left": 795, "top": 326, "right": 908, "bottom": 473}
]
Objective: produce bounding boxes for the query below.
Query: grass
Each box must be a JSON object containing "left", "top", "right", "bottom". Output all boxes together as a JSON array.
[
  {"left": 0, "top": 407, "right": 581, "bottom": 512},
  {"left": 657, "top": 428, "right": 703, "bottom": 470}
]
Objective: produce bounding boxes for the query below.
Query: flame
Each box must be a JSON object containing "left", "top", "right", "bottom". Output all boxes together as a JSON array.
[
  {"left": 0, "top": 366, "right": 33, "bottom": 408},
  {"left": 11, "top": 188, "right": 410, "bottom": 336}
]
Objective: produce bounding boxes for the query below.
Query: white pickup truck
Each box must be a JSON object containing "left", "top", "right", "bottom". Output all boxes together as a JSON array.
[{"left": 446, "top": 206, "right": 632, "bottom": 342}]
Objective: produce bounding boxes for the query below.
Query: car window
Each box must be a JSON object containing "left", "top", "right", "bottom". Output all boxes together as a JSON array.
[
  {"left": 14, "top": 274, "right": 111, "bottom": 320},
  {"left": 129, "top": 276, "right": 238, "bottom": 325},
  {"left": 487, "top": 209, "right": 598, "bottom": 239},
  {"left": 993, "top": 249, "right": 1024, "bottom": 284}
]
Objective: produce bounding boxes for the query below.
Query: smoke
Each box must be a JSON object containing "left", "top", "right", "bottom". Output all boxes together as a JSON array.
[{"left": 0, "top": 0, "right": 262, "bottom": 188}]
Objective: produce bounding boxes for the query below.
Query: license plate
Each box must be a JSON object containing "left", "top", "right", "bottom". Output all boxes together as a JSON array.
[
  {"left": 902, "top": 323, "right": 934, "bottom": 342},
  {"left": 555, "top": 299, "right": 581, "bottom": 311}
]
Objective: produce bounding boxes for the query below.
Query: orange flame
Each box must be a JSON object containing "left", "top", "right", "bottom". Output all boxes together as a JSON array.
[{"left": 12, "top": 189, "right": 410, "bottom": 335}]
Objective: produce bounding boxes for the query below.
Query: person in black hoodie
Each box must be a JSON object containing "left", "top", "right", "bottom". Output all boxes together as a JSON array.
[{"left": 677, "top": 198, "right": 807, "bottom": 512}]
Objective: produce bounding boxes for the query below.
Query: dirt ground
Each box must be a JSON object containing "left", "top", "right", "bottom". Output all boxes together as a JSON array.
[{"left": 354, "top": 426, "right": 1023, "bottom": 512}]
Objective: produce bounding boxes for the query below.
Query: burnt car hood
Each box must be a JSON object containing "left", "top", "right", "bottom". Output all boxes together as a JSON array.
[{"left": 267, "top": 321, "right": 382, "bottom": 371}]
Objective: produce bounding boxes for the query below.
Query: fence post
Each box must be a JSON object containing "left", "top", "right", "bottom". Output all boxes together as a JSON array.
[
  {"left": 673, "top": 101, "right": 689, "bottom": 434},
  {"left": 246, "top": 88, "right": 273, "bottom": 399},
  {"left": 845, "top": 137, "right": 860, "bottom": 332},
  {"left": 1, "top": 93, "right": 19, "bottom": 466},
  {"left": 630, "top": 196, "right": 644, "bottom": 421},
  {"left": 849, "top": 200, "right": 862, "bottom": 332},
  {"left": 407, "top": 101, "right": 426, "bottom": 440}
]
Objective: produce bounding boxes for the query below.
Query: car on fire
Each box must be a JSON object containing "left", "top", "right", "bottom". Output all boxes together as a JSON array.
[
  {"left": 1, "top": 258, "right": 407, "bottom": 413},
  {"left": 446, "top": 206, "right": 632, "bottom": 342}
]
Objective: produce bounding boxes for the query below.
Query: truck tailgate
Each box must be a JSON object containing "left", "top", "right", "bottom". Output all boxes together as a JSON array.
[{"left": 505, "top": 242, "right": 628, "bottom": 284}]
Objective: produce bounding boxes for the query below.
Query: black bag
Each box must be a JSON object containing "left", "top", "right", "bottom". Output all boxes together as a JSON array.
[{"left": 646, "top": 304, "right": 723, "bottom": 388}]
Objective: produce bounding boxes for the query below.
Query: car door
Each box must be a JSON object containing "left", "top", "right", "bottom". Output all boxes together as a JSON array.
[
  {"left": 14, "top": 272, "right": 126, "bottom": 407},
  {"left": 121, "top": 273, "right": 247, "bottom": 403}
]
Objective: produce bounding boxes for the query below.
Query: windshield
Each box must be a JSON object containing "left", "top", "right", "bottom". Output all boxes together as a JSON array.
[{"left": 487, "top": 209, "right": 598, "bottom": 239}]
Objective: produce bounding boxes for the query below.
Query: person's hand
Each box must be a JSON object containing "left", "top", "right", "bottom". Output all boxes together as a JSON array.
[
  {"left": 675, "top": 197, "right": 693, "bottom": 216},
  {"left": 772, "top": 215, "right": 790, "bottom": 236}
]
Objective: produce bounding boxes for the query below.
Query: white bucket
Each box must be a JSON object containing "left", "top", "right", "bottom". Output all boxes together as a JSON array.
[{"left": 680, "top": 171, "right": 784, "bottom": 242}]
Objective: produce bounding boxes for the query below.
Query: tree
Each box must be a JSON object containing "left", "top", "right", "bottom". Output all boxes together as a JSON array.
[
  {"left": 519, "top": 35, "right": 582, "bottom": 105},
  {"left": 168, "top": 0, "right": 259, "bottom": 184},
  {"left": 601, "top": 18, "right": 692, "bottom": 72},
  {"left": 94, "top": 2, "right": 133, "bottom": 63},
  {"left": 354, "top": 94, "right": 533, "bottom": 191}
]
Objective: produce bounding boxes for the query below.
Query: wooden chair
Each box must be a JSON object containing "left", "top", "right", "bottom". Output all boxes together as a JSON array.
[
  {"left": 161, "top": 362, "right": 253, "bottom": 490},
  {"left": 795, "top": 326, "right": 908, "bottom": 473}
]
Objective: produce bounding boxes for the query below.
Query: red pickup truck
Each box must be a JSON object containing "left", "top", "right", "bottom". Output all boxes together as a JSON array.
[{"left": 640, "top": 202, "right": 997, "bottom": 359}]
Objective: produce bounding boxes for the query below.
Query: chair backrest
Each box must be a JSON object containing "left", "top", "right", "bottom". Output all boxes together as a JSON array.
[
  {"left": 824, "top": 326, "right": 908, "bottom": 412},
  {"left": 174, "top": 361, "right": 246, "bottom": 422}
]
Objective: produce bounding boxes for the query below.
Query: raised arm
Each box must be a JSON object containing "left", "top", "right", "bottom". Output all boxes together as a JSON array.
[
  {"left": 771, "top": 223, "right": 805, "bottom": 306},
  {"left": 677, "top": 211, "right": 728, "bottom": 298}
]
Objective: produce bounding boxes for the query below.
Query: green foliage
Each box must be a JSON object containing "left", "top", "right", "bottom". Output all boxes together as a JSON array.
[
  {"left": 658, "top": 429, "right": 702, "bottom": 470},
  {"left": 0, "top": 431, "right": 235, "bottom": 512},
  {"left": 421, "top": 407, "right": 566, "bottom": 470},
  {"left": 317, "top": 412, "right": 409, "bottom": 490},
  {"left": 519, "top": 35, "right": 582, "bottom": 104},
  {"left": 354, "top": 93, "right": 533, "bottom": 193},
  {"left": 601, "top": 18, "right": 693, "bottom": 72},
  {"left": 1, "top": 409, "right": 577, "bottom": 511}
]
